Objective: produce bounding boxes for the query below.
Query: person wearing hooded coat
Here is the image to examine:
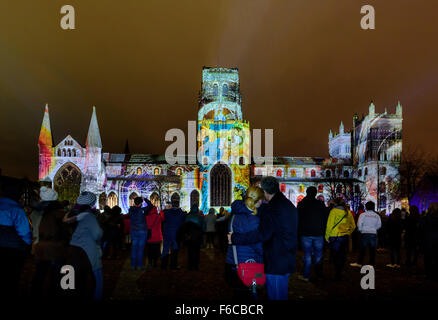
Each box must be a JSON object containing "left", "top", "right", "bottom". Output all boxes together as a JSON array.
[
  {"left": 65, "top": 191, "right": 103, "bottom": 300},
  {"left": 225, "top": 186, "right": 264, "bottom": 300}
]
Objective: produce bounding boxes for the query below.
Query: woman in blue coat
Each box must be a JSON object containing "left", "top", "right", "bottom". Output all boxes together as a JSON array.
[{"left": 225, "top": 186, "right": 264, "bottom": 300}]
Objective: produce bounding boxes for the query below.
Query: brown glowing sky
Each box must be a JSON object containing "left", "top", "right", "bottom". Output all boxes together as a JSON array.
[{"left": 1, "top": 0, "right": 437, "bottom": 180}]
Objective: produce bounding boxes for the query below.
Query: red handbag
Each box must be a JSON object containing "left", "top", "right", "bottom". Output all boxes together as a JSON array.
[{"left": 231, "top": 215, "right": 266, "bottom": 287}]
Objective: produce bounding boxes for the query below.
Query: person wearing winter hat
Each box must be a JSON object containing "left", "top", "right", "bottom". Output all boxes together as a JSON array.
[
  {"left": 67, "top": 191, "right": 103, "bottom": 300},
  {"left": 30, "top": 186, "right": 59, "bottom": 246}
]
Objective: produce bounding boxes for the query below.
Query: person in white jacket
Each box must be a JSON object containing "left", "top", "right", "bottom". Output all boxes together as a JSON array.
[{"left": 350, "top": 201, "right": 381, "bottom": 267}]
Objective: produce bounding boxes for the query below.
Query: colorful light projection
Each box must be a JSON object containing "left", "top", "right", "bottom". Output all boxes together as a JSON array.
[{"left": 38, "top": 104, "right": 56, "bottom": 180}]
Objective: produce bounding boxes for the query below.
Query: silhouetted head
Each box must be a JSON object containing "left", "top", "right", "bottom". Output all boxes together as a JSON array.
[
  {"left": 112, "top": 205, "right": 122, "bottom": 215},
  {"left": 0, "top": 180, "right": 23, "bottom": 202},
  {"left": 306, "top": 186, "right": 317, "bottom": 198},
  {"left": 171, "top": 198, "right": 180, "bottom": 208},
  {"left": 260, "top": 176, "right": 279, "bottom": 201},
  {"left": 134, "top": 197, "right": 143, "bottom": 206},
  {"left": 365, "top": 201, "right": 375, "bottom": 211}
]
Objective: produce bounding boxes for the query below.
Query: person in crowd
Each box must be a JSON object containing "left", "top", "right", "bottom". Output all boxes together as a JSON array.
[
  {"left": 325, "top": 197, "right": 356, "bottom": 281},
  {"left": 420, "top": 203, "right": 438, "bottom": 281},
  {"left": 161, "top": 197, "right": 186, "bottom": 270},
  {"left": 128, "top": 197, "right": 148, "bottom": 270},
  {"left": 229, "top": 176, "right": 298, "bottom": 300},
  {"left": 405, "top": 205, "right": 421, "bottom": 266},
  {"left": 123, "top": 210, "right": 131, "bottom": 248},
  {"left": 146, "top": 199, "right": 164, "bottom": 268},
  {"left": 205, "top": 208, "right": 217, "bottom": 249},
  {"left": 352, "top": 204, "right": 366, "bottom": 252},
  {"left": 350, "top": 201, "right": 381, "bottom": 267},
  {"left": 98, "top": 205, "right": 112, "bottom": 256},
  {"left": 104, "top": 205, "right": 124, "bottom": 259},
  {"left": 225, "top": 186, "right": 264, "bottom": 300},
  {"left": 216, "top": 207, "right": 230, "bottom": 253},
  {"left": 0, "top": 181, "right": 32, "bottom": 299},
  {"left": 31, "top": 187, "right": 69, "bottom": 297},
  {"left": 65, "top": 191, "right": 103, "bottom": 300},
  {"left": 385, "top": 208, "right": 403, "bottom": 268},
  {"left": 297, "top": 186, "right": 328, "bottom": 282},
  {"left": 182, "top": 205, "right": 205, "bottom": 271}
]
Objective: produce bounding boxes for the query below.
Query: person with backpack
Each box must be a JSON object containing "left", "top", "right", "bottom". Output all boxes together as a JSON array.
[
  {"left": 128, "top": 197, "right": 148, "bottom": 270},
  {"left": 325, "top": 197, "right": 356, "bottom": 281},
  {"left": 350, "top": 201, "right": 381, "bottom": 267}
]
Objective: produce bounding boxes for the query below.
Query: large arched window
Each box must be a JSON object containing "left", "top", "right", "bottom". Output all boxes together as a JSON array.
[
  {"left": 129, "top": 192, "right": 139, "bottom": 207},
  {"left": 107, "top": 192, "right": 118, "bottom": 208},
  {"left": 57, "top": 149, "right": 61, "bottom": 157},
  {"left": 99, "top": 193, "right": 107, "bottom": 210},
  {"left": 150, "top": 192, "right": 160, "bottom": 209},
  {"left": 190, "top": 189, "right": 200, "bottom": 208},
  {"left": 54, "top": 163, "right": 82, "bottom": 203},
  {"left": 213, "top": 83, "right": 219, "bottom": 96},
  {"left": 171, "top": 192, "right": 180, "bottom": 206},
  {"left": 210, "top": 163, "right": 232, "bottom": 207},
  {"left": 68, "top": 149, "right": 71, "bottom": 157}
]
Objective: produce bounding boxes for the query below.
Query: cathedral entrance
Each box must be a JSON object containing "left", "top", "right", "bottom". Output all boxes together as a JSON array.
[
  {"left": 54, "top": 162, "right": 81, "bottom": 203},
  {"left": 210, "top": 163, "right": 231, "bottom": 207}
]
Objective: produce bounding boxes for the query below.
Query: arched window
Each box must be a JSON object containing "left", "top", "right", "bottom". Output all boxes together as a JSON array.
[
  {"left": 355, "top": 185, "right": 361, "bottom": 194},
  {"left": 190, "top": 189, "right": 200, "bottom": 208},
  {"left": 276, "top": 169, "right": 282, "bottom": 177},
  {"left": 379, "top": 182, "right": 386, "bottom": 194},
  {"left": 336, "top": 184, "right": 343, "bottom": 194},
  {"left": 381, "top": 167, "right": 387, "bottom": 175},
  {"left": 171, "top": 193, "right": 180, "bottom": 207},
  {"left": 99, "top": 193, "right": 107, "bottom": 210},
  {"left": 62, "top": 149, "right": 66, "bottom": 157},
  {"left": 311, "top": 169, "right": 316, "bottom": 177},
  {"left": 107, "top": 192, "right": 118, "bottom": 209},
  {"left": 239, "top": 157, "right": 245, "bottom": 166},
  {"left": 54, "top": 163, "right": 82, "bottom": 202},
  {"left": 68, "top": 149, "right": 71, "bottom": 157},
  {"left": 150, "top": 192, "right": 160, "bottom": 209},
  {"left": 222, "top": 84, "right": 228, "bottom": 96},
  {"left": 290, "top": 169, "right": 297, "bottom": 178},
  {"left": 358, "top": 169, "right": 362, "bottom": 177},
  {"left": 318, "top": 184, "right": 324, "bottom": 193},
  {"left": 73, "top": 149, "right": 76, "bottom": 157},
  {"left": 344, "top": 170, "right": 349, "bottom": 178},
  {"left": 129, "top": 192, "right": 139, "bottom": 207},
  {"left": 326, "top": 170, "right": 331, "bottom": 178},
  {"left": 137, "top": 167, "right": 142, "bottom": 175},
  {"left": 364, "top": 167, "right": 368, "bottom": 176},
  {"left": 210, "top": 163, "right": 232, "bottom": 207},
  {"left": 57, "top": 149, "right": 61, "bottom": 157},
  {"left": 213, "top": 83, "right": 219, "bottom": 96},
  {"left": 153, "top": 167, "right": 160, "bottom": 175}
]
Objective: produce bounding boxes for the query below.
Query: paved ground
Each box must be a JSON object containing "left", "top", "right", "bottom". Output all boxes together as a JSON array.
[{"left": 18, "top": 244, "right": 438, "bottom": 301}]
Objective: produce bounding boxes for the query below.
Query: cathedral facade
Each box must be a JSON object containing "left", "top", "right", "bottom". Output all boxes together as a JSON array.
[{"left": 38, "top": 67, "right": 403, "bottom": 214}]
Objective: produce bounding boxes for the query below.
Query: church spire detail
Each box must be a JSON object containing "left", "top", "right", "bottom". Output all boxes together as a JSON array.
[
  {"left": 86, "top": 106, "right": 102, "bottom": 148},
  {"left": 39, "top": 103, "right": 53, "bottom": 147}
]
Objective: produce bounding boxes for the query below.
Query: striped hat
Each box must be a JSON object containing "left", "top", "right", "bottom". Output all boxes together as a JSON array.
[{"left": 76, "top": 191, "right": 97, "bottom": 206}]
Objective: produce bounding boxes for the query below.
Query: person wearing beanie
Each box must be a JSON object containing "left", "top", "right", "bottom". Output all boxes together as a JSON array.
[
  {"left": 0, "top": 181, "right": 32, "bottom": 299},
  {"left": 67, "top": 191, "right": 103, "bottom": 300}
]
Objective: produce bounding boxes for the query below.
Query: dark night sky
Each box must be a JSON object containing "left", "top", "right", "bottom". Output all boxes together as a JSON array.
[{"left": 1, "top": 0, "right": 437, "bottom": 180}]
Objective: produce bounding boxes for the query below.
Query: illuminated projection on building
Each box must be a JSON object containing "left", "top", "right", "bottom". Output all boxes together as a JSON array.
[{"left": 38, "top": 67, "right": 403, "bottom": 214}]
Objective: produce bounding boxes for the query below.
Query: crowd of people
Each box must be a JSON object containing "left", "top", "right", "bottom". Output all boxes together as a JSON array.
[{"left": 1, "top": 176, "right": 438, "bottom": 302}]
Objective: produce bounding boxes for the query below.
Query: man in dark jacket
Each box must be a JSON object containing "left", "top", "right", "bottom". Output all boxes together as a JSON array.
[
  {"left": 0, "top": 181, "right": 32, "bottom": 299},
  {"left": 161, "top": 198, "right": 186, "bottom": 270},
  {"left": 128, "top": 197, "right": 148, "bottom": 270},
  {"left": 297, "top": 186, "right": 328, "bottom": 281},
  {"left": 229, "top": 176, "right": 298, "bottom": 300}
]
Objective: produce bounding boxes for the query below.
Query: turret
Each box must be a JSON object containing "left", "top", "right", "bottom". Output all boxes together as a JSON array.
[
  {"left": 396, "top": 101, "right": 403, "bottom": 117},
  {"left": 38, "top": 104, "right": 54, "bottom": 180},
  {"left": 339, "top": 121, "right": 344, "bottom": 134},
  {"left": 329, "top": 129, "right": 333, "bottom": 140},
  {"left": 369, "top": 102, "right": 375, "bottom": 117}
]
